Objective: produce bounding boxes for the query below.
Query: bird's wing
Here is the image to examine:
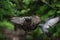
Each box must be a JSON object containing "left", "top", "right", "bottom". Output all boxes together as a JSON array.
[
  {"left": 41, "top": 17, "right": 60, "bottom": 33},
  {"left": 11, "top": 17, "right": 25, "bottom": 25},
  {"left": 45, "top": 17, "right": 60, "bottom": 27}
]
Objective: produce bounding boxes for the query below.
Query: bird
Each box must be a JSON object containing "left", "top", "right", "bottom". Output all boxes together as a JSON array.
[
  {"left": 39, "top": 16, "right": 60, "bottom": 34},
  {"left": 10, "top": 16, "right": 41, "bottom": 32},
  {"left": 39, "top": 16, "right": 60, "bottom": 37}
]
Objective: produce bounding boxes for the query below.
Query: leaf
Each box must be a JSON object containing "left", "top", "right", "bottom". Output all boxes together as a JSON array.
[
  {"left": 36, "top": 5, "right": 48, "bottom": 14},
  {"left": 41, "top": 15, "right": 48, "bottom": 21},
  {"left": 23, "top": 0, "right": 31, "bottom": 5},
  {"left": 20, "top": 8, "right": 30, "bottom": 14},
  {"left": 0, "top": 20, "right": 14, "bottom": 30},
  {"left": 32, "top": 27, "right": 43, "bottom": 37},
  {"left": 55, "top": 2, "right": 60, "bottom": 8},
  {"left": 26, "top": 35, "right": 33, "bottom": 40},
  {"left": 57, "top": 10, "right": 60, "bottom": 14},
  {"left": 47, "top": 10, "right": 56, "bottom": 16}
]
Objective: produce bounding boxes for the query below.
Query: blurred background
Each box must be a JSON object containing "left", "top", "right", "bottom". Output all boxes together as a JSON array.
[{"left": 0, "top": 0, "right": 60, "bottom": 40}]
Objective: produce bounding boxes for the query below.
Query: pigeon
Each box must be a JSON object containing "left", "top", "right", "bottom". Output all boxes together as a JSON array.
[
  {"left": 39, "top": 16, "right": 60, "bottom": 33},
  {"left": 10, "top": 16, "right": 41, "bottom": 31}
]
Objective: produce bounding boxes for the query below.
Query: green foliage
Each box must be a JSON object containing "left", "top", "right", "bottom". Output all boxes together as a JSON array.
[
  {"left": 36, "top": 5, "right": 48, "bottom": 15},
  {"left": 32, "top": 27, "right": 43, "bottom": 37},
  {"left": 55, "top": 1, "right": 60, "bottom": 8},
  {"left": 0, "top": 0, "right": 60, "bottom": 39},
  {"left": 47, "top": 10, "right": 56, "bottom": 16},
  {"left": 26, "top": 35, "right": 33, "bottom": 40},
  {"left": 0, "top": 20, "right": 14, "bottom": 30},
  {"left": 23, "top": 0, "right": 31, "bottom": 5},
  {"left": 53, "top": 23, "right": 60, "bottom": 37},
  {"left": 0, "top": 0, "right": 18, "bottom": 19},
  {"left": 0, "top": 33, "right": 5, "bottom": 39}
]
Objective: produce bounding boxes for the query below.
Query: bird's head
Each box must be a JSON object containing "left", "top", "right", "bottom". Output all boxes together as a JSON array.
[{"left": 25, "top": 17, "right": 31, "bottom": 23}]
